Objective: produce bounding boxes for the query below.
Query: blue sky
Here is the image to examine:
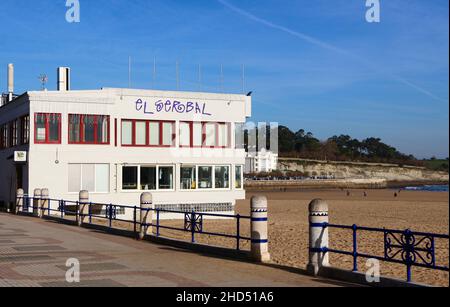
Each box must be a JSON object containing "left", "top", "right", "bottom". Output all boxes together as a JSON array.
[{"left": 0, "top": 0, "right": 448, "bottom": 158}]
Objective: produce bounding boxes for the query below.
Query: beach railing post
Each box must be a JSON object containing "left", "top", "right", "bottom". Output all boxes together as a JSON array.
[
  {"left": 33, "top": 189, "right": 41, "bottom": 217},
  {"left": 15, "top": 189, "right": 24, "bottom": 215},
  {"left": 40, "top": 189, "right": 49, "bottom": 218},
  {"left": 139, "top": 193, "right": 153, "bottom": 240},
  {"left": 251, "top": 196, "right": 271, "bottom": 263},
  {"left": 78, "top": 190, "right": 89, "bottom": 226},
  {"left": 307, "top": 199, "right": 330, "bottom": 276}
]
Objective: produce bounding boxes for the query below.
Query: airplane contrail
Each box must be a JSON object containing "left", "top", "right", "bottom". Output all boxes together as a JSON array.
[{"left": 217, "top": 0, "right": 447, "bottom": 103}]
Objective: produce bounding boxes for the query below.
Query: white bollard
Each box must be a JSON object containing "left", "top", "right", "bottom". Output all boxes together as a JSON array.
[
  {"left": 40, "top": 189, "right": 49, "bottom": 218},
  {"left": 140, "top": 193, "right": 153, "bottom": 240},
  {"left": 307, "top": 199, "right": 330, "bottom": 276},
  {"left": 251, "top": 196, "right": 271, "bottom": 263},
  {"left": 33, "top": 189, "right": 41, "bottom": 216},
  {"left": 16, "top": 189, "right": 24, "bottom": 215},
  {"left": 78, "top": 190, "right": 89, "bottom": 226}
]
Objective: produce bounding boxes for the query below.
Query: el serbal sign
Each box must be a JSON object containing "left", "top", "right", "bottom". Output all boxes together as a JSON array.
[{"left": 134, "top": 98, "right": 212, "bottom": 116}]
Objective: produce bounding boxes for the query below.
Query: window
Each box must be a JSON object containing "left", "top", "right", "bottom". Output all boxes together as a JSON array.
[
  {"left": 121, "top": 120, "right": 174, "bottom": 147},
  {"left": 181, "top": 166, "right": 196, "bottom": 190},
  {"left": 193, "top": 123, "right": 202, "bottom": 147},
  {"left": 235, "top": 165, "right": 243, "bottom": 189},
  {"left": 235, "top": 123, "right": 245, "bottom": 149},
  {"left": 122, "top": 166, "right": 138, "bottom": 190},
  {"left": 141, "top": 166, "right": 156, "bottom": 190},
  {"left": 34, "top": 113, "right": 61, "bottom": 144},
  {"left": 121, "top": 121, "right": 133, "bottom": 145},
  {"left": 159, "top": 166, "right": 174, "bottom": 190},
  {"left": 11, "top": 119, "right": 19, "bottom": 147},
  {"left": 180, "top": 122, "right": 230, "bottom": 148},
  {"left": 135, "top": 121, "right": 147, "bottom": 145},
  {"left": 68, "top": 164, "right": 110, "bottom": 193},
  {"left": 69, "top": 114, "right": 110, "bottom": 144},
  {"left": 0, "top": 124, "right": 9, "bottom": 149},
  {"left": 121, "top": 165, "right": 174, "bottom": 191},
  {"left": 21, "top": 115, "right": 30, "bottom": 145},
  {"left": 204, "top": 123, "right": 216, "bottom": 147},
  {"left": 179, "top": 122, "right": 191, "bottom": 147},
  {"left": 149, "top": 122, "right": 160, "bottom": 146},
  {"left": 198, "top": 166, "right": 213, "bottom": 189},
  {"left": 215, "top": 166, "right": 230, "bottom": 189}
]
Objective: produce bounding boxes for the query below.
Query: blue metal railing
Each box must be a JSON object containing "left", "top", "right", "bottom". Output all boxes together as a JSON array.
[
  {"left": 17, "top": 197, "right": 251, "bottom": 251},
  {"left": 310, "top": 222, "right": 449, "bottom": 282}
]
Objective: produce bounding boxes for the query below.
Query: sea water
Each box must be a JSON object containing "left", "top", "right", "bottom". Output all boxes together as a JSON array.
[{"left": 403, "top": 185, "right": 449, "bottom": 192}]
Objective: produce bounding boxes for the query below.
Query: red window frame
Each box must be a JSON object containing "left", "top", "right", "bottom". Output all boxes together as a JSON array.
[
  {"left": 121, "top": 119, "right": 175, "bottom": 147},
  {"left": 34, "top": 113, "right": 62, "bottom": 144},
  {"left": 180, "top": 122, "right": 231, "bottom": 149},
  {"left": 68, "top": 114, "right": 110, "bottom": 145}
]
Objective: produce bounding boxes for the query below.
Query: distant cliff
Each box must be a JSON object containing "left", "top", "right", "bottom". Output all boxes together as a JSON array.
[{"left": 277, "top": 158, "right": 449, "bottom": 182}]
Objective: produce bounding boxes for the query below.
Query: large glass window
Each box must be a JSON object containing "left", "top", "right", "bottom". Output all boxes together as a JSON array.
[
  {"left": 68, "top": 164, "right": 110, "bottom": 193},
  {"left": 235, "top": 165, "right": 243, "bottom": 189},
  {"left": 159, "top": 166, "right": 174, "bottom": 190},
  {"left": 181, "top": 166, "right": 196, "bottom": 190},
  {"left": 198, "top": 166, "right": 213, "bottom": 189},
  {"left": 34, "top": 113, "right": 61, "bottom": 144},
  {"left": 122, "top": 166, "right": 138, "bottom": 190},
  {"left": 69, "top": 114, "right": 109, "bottom": 144},
  {"left": 215, "top": 166, "right": 230, "bottom": 189},
  {"left": 140, "top": 166, "right": 156, "bottom": 190}
]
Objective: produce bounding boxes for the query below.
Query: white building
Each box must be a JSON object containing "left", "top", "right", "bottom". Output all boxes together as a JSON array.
[
  {"left": 0, "top": 66, "right": 251, "bottom": 218},
  {"left": 245, "top": 148, "right": 278, "bottom": 174}
]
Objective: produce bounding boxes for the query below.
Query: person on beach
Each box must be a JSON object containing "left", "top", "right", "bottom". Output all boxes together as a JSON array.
[{"left": 364, "top": 191, "right": 368, "bottom": 197}]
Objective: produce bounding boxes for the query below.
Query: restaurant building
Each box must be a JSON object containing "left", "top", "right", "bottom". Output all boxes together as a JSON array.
[{"left": 0, "top": 66, "right": 251, "bottom": 218}]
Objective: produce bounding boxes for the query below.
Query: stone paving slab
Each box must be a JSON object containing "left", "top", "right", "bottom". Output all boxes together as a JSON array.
[{"left": 0, "top": 213, "right": 354, "bottom": 287}]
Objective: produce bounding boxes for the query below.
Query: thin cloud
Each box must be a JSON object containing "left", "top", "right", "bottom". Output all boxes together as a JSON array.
[{"left": 217, "top": 0, "right": 447, "bottom": 103}]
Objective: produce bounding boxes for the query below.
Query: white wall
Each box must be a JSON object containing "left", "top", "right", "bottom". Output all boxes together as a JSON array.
[{"left": 23, "top": 88, "right": 250, "bottom": 217}]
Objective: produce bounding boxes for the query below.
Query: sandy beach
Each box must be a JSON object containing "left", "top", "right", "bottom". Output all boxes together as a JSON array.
[{"left": 155, "top": 189, "right": 449, "bottom": 287}]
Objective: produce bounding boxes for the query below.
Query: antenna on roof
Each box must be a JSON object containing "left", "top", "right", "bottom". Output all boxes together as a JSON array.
[{"left": 38, "top": 74, "right": 48, "bottom": 91}]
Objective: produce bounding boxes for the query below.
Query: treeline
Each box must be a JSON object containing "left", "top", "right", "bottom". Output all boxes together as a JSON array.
[{"left": 246, "top": 125, "right": 423, "bottom": 166}]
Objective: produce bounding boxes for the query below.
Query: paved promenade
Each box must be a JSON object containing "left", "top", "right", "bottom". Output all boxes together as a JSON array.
[{"left": 0, "top": 213, "right": 350, "bottom": 287}]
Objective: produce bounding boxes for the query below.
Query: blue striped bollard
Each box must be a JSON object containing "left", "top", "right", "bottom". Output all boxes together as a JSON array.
[
  {"left": 307, "top": 199, "right": 330, "bottom": 276},
  {"left": 40, "top": 189, "right": 49, "bottom": 218},
  {"left": 78, "top": 190, "right": 89, "bottom": 226},
  {"left": 33, "top": 189, "right": 41, "bottom": 217},
  {"left": 251, "top": 196, "right": 271, "bottom": 263},
  {"left": 140, "top": 193, "right": 154, "bottom": 240}
]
